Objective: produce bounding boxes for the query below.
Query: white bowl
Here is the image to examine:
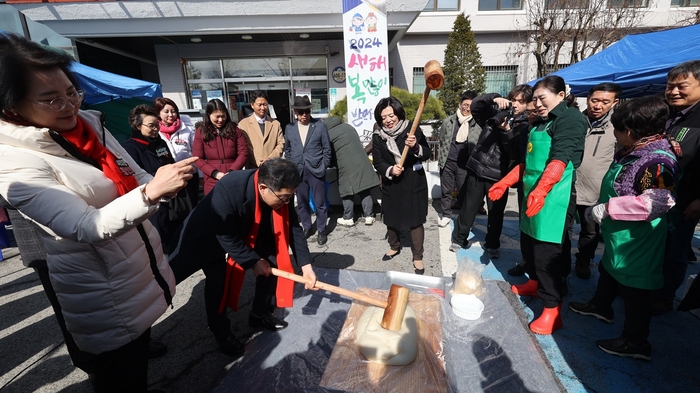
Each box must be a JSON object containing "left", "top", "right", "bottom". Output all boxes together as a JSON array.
[{"left": 451, "top": 294, "right": 484, "bottom": 320}]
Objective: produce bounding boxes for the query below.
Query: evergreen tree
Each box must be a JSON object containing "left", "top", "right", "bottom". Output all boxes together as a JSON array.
[{"left": 438, "top": 13, "right": 486, "bottom": 115}]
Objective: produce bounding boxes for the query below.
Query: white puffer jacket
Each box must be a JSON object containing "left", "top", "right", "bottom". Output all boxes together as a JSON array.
[
  {"left": 0, "top": 110, "right": 176, "bottom": 354},
  {"left": 160, "top": 114, "right": 195, "bottom": 162}
]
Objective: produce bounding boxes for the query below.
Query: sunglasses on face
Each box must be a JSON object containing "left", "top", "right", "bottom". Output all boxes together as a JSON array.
[{"left": 296, "top": 109, "right": 311, "bottom": 115}]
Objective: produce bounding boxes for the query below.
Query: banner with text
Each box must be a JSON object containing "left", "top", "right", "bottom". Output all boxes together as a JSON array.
[{"left": 342, "top": 0, "right": 390, "bottom": 143}]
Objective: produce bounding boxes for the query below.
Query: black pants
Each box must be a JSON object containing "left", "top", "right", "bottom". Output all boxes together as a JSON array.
[
  {"left": 575, "top": 204, "right": 599, "bottom": 262},
  {"left": 439, "top": 160, "right": 468, "bottom": 217},
  {"left": 520, "top": 186, "right": 577, "bottom": 307},
  {"left": 35, "top": 267, "right": 97, "bottom": 374},
  {"left": 590, "top": 264, "right": 651, "bottom": 345},
  {"left": 452, "top": 171, "right": 508, "bottom": 249},
  {"left": 169, "top": 214, "right": 275, "bottom": 341},
  {"left": 92, "top": 328, "right": 151, "bottom": 393}
]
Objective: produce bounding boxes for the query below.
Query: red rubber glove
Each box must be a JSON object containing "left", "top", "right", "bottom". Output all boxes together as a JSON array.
[
  {"left": 488, "top": 163, "right": 524, "bottom": 201},
  {"left": 525, "top": 160, "right": 566, "bottom": 217}
]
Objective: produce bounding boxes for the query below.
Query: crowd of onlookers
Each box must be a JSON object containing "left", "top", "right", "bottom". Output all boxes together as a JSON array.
[
  {"left": 1, "top": 31, "right": 699, "bottom": 393},
  {"left": 438, "top": 62, "right": 700, "bottom": 361}
]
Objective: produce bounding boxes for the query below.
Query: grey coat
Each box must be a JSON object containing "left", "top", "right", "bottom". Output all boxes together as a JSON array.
[
  {"left": 575, "top": 109, "right": 618, "bottom": 206},
  {"left": 284, "top": 118, "right": 332, "bottom": 178},
  {"left": 325, "top": 117, "right": 380, "bottom": 197},
  {"left": 437, "top": 113, "right": 481, "bottom": 170}
]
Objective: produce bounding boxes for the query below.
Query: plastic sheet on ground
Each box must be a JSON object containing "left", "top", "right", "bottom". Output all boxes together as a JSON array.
[{"left": 213, "top": 268, "right": 561, "bottom": 392}]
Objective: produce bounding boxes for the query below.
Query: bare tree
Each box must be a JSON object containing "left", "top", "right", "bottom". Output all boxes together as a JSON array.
[
  {"left": 516, "top": 0, "right": 653, "bottom": 78},
  {"left": 670, "top": 7, "right": 700, "bottom": 26}
]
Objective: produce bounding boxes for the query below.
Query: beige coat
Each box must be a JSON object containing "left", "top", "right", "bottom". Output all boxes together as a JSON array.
[{"left": 238, "top": 114, "right": 284, "bottom": 168}]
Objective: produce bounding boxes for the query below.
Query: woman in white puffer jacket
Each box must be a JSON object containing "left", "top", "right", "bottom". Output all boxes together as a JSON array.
[
  {"left": 154, "top": 97, "right": 201, "bottom": 207},
  {"left": 0, "top": 33, "right": 196, "bottom": 392}
]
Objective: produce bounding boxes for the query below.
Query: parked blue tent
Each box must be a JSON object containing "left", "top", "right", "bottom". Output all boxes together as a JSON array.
[
  {"left": 70, "top": 62, "right": 162, "bottom": 106},
  {"left": 69, "top": 63, "right": 162, "bottom": 141},
  {"left": 529, "top": 24, "right": 700, "bottom": 98}
]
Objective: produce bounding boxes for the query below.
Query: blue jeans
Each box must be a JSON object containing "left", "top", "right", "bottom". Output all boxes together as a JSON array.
[{"left": 654, "top": 211, "right": 699, "bottom": 301}]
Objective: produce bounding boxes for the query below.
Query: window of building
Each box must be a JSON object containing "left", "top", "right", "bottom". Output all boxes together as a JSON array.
[
  {"left": 423, "top": 0, "right": 460, "bottom": 11},
  {"left": 478, "top": 0, "right": 523, "bottom": 11},
  {"left": 412, "top": 67, "right": 439, "bottom": 96},
  {"left": 484, "top": 66, "right": 518, "bottom": 97},
  {"left": 671, "top": 0, "right": 700, "bottom": 5},
  {"left": 545, "top": 0, "right": 590, "bottom": 9},
  {"left": 608, "top": 0, "right": 648, "bottom": 7},
  {"left": 185, "top": 56, "right": 329, "bottom": 119},
  {"left": 544, "top": 64, "right": 570, "bottom": 75}
]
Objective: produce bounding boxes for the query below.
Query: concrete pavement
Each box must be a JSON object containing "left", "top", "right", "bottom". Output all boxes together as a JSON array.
[{"left": 1, "top": 189, "right": 699, "bottom": 392}]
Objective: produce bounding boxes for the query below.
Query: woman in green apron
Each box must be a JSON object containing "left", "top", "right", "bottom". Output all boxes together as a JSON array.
[
  {"left": 489, "top": 75, "right": 587, "bottom": 334},
  {"left": 569, "top": 96, "right": 681, "bottom": 361}
]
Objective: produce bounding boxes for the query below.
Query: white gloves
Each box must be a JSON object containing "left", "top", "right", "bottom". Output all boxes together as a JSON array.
[{"left": 585, "top": 203, "right": 609, "bottom": 225}]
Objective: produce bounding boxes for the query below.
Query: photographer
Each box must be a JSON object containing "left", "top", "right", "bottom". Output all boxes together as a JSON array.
[{"left": 450, "top": 85, "right": 533, "bottom": 257}]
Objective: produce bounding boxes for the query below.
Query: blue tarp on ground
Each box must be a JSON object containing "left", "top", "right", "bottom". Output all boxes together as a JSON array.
[
  {"left": 70, "top": 62, "right": 162, "bottom": 105},
  {"left": 530, "top": 24, "right": 700, "bottom": 98}
]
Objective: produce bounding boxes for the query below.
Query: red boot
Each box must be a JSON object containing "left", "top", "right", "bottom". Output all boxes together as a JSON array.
[
  {"left": 530, "top": 304, "right": 563, "bottom": 335},
  {"left": 511, "top": 279, "right": 538, "bottom": 297}
]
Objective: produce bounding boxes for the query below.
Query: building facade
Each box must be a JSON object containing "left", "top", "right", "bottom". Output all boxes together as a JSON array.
[{"left": 3, "top": 0, "right": 698, "bottom": 121}]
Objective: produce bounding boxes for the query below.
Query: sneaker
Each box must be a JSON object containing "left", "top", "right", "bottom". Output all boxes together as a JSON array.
[
  {"left": 596, "top": 336, "right": 651, "bottom": 361},
  {"left": 317, "top": 230, "right": 327, "bottom": 245},
  {"left": 449, "top": 243, "right": 462, "bottom": 253},
  {"left": 508, "top": 260, "right": 527, "bottom": 276},
  {"left": 438, "top": 217, "right": 451, "bottom": 227},
  {"left": 248, "top": 312, "right": 289, "bottom": 331},
  {"left": 337, "top": 218, "right": 355, "bottom": 227},
  {"left": 569, "top": 302, "right": 614, "bottom": 323},
  {"left": 486, "top": 248, "right": 500, "bottom": 259},
  {"left": 364, "top": 216, "right": 375, "bottom": 225}
]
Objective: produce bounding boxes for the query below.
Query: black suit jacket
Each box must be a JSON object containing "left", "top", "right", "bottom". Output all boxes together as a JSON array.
[{"left": 181, "top": 169, "right": 311, "bottom": 271}]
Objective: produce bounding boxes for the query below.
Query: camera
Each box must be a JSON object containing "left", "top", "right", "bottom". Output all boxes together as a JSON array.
[{"left": 486, "top": 105, "right": 516, "bottom": 128}]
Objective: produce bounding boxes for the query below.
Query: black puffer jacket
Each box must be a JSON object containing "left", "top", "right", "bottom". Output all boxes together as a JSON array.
[{"left": 465, "top": 93, "right": 520, "bottom": 181}]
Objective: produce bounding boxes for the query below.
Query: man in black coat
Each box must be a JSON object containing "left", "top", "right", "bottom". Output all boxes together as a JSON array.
[
  {"left": 651, "top": 60, "right": 700, "bottom": 314},
  {"left": 450, "top": 85, "right": 531, "bottom": 258},
  {"left": 284, "top": 95, "right": 332, "bottom": 245},
  {"left": 168, "top": 158, "right": 317, "bottom": 357}
]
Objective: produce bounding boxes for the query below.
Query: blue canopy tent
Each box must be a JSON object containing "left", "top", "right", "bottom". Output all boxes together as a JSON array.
[
  {"left": 70, "top": 62, "right": 162, "bottom": 141},
  {"left": 529, "top": 24, "right": 700, "bottom": 98},
  {"left": 71, "top": 62, "right": 161, "bottom": 106}
]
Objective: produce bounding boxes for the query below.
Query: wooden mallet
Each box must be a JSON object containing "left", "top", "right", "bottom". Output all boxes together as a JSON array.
[
  {"left": 398, "top": 60, "right": 445, "bottom": 168},
  {"left": 271, "top": 268, "right": 410, "bottom": 331}
]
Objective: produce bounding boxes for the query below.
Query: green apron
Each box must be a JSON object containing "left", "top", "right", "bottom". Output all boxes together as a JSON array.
[
  {"left": 599, "top": 150, "right": 675, "bottom": 290},
  {"left": 520, "top": 122, "right": 575, "bottom": 243}
]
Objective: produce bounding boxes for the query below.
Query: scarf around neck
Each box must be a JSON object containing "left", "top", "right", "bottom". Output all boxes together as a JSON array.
[
  {"left": 61, "top": 117, "right": 139, "bottom": 195},
  {"left": 159, "top": 118, "right": 181, "bottom": 140},
  {"left": 374, "top": 119, "right": 409, "bottom": 164},
  {"left": 455, "top": 109, "right": 472, "bottom": 143},
  {"left": 219, "top": 171, "right": 296, "bottom": 312}
]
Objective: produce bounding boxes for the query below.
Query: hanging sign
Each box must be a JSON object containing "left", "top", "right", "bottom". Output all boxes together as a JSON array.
[{"left": 342, "top": 0, "right": 390, "bottom": 143}]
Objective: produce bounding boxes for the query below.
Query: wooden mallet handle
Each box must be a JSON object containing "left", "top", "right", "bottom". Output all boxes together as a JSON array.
[
  {"left": 397, "top": 60, "right": 444, "bottom": 168},
  {"left": 270, "top": 269, "right": 411, "bottom": 331},
  {"left": 271, "top": 268, "right": 388, "bottom": 309}
]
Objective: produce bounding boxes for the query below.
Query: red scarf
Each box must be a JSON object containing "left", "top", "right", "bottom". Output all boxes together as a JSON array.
[
  {"left": 219, "top": 171, "right": 295, "bottom": 312},
  {"left": 159, "top": 118, "right": 181, "bottom": 140},
  {"left": 61, "top": 117, "right": 140, "bottom": 196}
]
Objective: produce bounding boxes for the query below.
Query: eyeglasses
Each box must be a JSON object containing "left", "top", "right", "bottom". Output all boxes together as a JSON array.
[
  {"left": 295, "top": 109, "right": 311, "bottom": 115},
  {"left": 27, "top": 90, "right": 84, "bottom": 112},
  {"left": 269, "top": 188, "right": 293, "bottom": 203},
  {"left": 141, "top": 122, "right": 160, "bottom": 131}
]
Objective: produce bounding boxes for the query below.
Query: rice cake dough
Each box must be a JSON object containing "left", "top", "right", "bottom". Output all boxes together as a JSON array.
[{"left": 356, "top": 305, "right": 418, "bottom": 365}]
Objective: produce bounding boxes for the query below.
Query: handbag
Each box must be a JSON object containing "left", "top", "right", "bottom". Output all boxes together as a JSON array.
[{"left": 167, "top": 186, "right": 193, "bottom": 222}]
